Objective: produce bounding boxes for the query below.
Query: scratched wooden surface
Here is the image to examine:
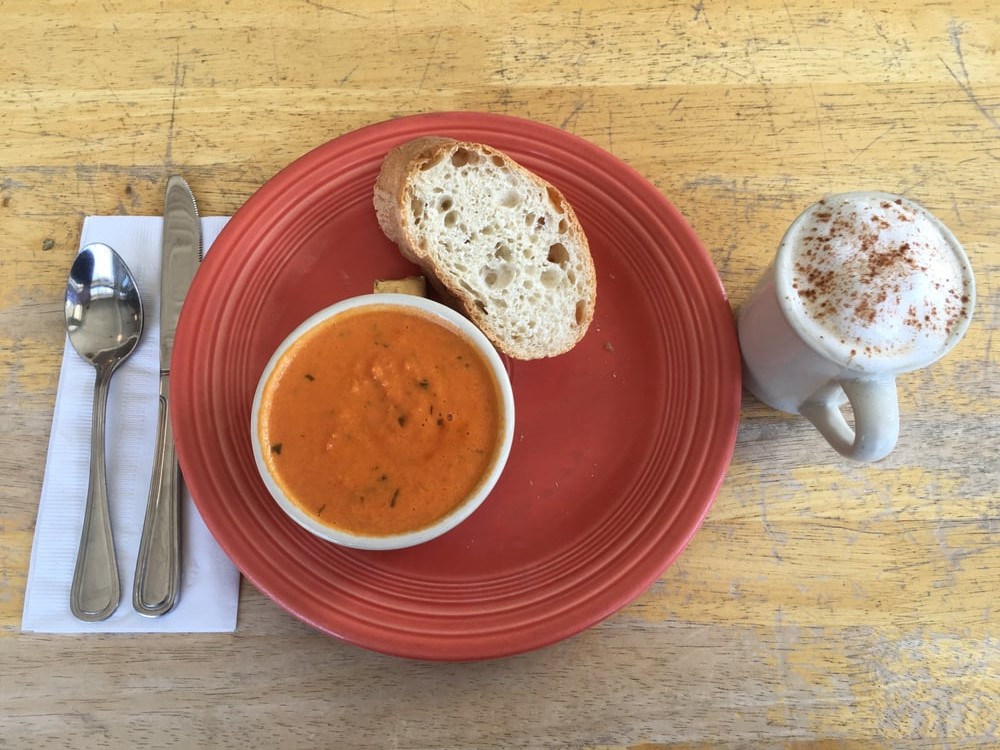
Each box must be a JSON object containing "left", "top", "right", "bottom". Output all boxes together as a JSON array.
[{"left": 1, "top": 0, "right": 998, "bottom": 747}]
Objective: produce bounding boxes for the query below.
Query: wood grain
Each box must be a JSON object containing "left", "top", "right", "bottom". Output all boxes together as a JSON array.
[{"left": 1, "top": 0, "right": 998, "bottom": 747}]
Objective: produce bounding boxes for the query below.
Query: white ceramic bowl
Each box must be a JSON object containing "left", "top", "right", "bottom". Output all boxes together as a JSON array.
[{"left": 250, "top": 293, "right": 515, "bottom": 550}]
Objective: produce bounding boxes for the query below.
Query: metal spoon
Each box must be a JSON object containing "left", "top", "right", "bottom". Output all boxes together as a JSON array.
[{"left": 65, "top": 242, "right": 143, "bottom": 621}]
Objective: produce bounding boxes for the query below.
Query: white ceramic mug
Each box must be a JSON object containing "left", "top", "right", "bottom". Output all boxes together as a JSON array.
[{"left": 738, "top": 192, "right": 975, "bottom": 462}]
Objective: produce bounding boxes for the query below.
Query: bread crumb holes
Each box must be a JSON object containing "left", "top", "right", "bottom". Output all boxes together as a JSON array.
[
  {"left": 546, "top": 187, "right": 565, "bottom": 213},
  {"left": 540, "top": 268, "right": 561, "bottom": 289},
  {"left": 547, "top": 243, "right": 569, "bottom": 266},
  {"left": 420, "top": 154, "right": 444, "bottom": 171},
  {"left": 482, "top": 264, "right": 514, "bottom": 291},
  {"left": 451, "top": 148, "right": 479, "bottom": 167},
  {"left": 501, "top": 190, "right": 521, "bottom": 208}
]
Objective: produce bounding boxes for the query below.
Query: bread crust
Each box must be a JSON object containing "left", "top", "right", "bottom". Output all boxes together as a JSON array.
[
  {"left": 373, "top": 136, "right": 454, "bottom": 253},
  {"left": 373, "top": 137, "right": 596, "bottom": 359}
]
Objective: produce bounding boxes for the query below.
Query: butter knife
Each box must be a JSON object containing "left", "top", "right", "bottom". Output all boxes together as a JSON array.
[{"left": 133, "top": 175, "right": 201, "bottom": 617}]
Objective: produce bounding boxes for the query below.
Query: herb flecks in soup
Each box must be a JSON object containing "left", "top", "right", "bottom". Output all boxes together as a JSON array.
[{"left": 259, "top": 306, "right": 503, "bottom": 537}]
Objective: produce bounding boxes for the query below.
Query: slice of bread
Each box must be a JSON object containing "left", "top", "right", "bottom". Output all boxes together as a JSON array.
[{"left": 373, "top": 137, "right": 596, "bottom": 360}]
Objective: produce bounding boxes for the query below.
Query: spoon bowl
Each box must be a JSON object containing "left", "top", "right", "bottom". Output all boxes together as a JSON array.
[{"left": 65, "top": 242, "right": 143, "bottom": 621}]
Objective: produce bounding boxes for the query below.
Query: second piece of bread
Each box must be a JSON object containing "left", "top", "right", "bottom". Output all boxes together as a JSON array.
[{"left": 373, "top": 137, "right": 596, "bottom": 360}]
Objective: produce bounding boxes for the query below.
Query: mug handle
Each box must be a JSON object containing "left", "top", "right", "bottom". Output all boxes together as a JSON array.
[{"left": 798, "top": 378, "right": 899, "bottom": 462}]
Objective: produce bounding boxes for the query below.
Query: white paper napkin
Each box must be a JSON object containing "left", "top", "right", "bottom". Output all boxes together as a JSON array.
[{"left": 22, "top": 215, "right": 241, "bottom": 633}]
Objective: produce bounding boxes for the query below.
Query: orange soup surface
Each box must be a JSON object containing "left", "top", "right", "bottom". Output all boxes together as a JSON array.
[{"left": 258, "top": 306, "right": 504, "bottom": 537}]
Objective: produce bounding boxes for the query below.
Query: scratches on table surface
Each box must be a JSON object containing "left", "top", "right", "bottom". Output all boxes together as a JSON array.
[{"left": 1, "top": 0, "right": 998, "bottom": 747}]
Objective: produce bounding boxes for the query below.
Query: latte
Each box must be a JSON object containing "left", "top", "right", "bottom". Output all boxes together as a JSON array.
[{"left": 778, "top": 192, "right": 973, "bottom": 371}]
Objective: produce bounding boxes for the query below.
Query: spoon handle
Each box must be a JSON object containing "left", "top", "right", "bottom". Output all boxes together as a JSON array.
[
  {"left": 133, "top": 373, "right": 180, "bottom": 617},
  {"left": 70, "top": 366, "right": 121, "bottom": 621}
]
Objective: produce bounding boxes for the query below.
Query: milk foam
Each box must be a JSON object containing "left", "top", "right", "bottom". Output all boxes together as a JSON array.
[{"left": 782, "top": 194, "right": 971, "bottom": 368}]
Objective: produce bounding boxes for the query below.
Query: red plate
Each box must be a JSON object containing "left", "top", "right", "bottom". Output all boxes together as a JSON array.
[{"left": 172, "top": 112, "right": 741, "bottom": 660}]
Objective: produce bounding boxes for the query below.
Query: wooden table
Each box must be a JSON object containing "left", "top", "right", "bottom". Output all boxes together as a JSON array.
[{"left": 3, "top": 1, "right": 997, "bottom": 746}]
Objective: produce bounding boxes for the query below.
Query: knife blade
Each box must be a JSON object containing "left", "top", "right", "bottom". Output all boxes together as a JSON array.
[{"left": 133, "top": 175, "right": 201, "bottom": 617}]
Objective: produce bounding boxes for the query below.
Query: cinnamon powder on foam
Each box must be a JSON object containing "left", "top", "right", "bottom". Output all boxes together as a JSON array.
[{"left": 787, "top": 196, "right": 969, "bottom": 363}]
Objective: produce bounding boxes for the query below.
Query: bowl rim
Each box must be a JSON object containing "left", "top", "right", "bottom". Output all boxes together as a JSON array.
[{"left": 249, "top": 293, "right": 516, "bottom": 551}]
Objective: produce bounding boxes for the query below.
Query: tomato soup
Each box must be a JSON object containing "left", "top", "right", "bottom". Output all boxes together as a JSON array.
[{"left": 257, "top": 305, "right": 504, "bottom": 537}]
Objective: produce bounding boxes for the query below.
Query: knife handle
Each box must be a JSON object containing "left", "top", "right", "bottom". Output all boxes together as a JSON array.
[{"left": 133, "top": 373, "right": 181, "bottom": 617}]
